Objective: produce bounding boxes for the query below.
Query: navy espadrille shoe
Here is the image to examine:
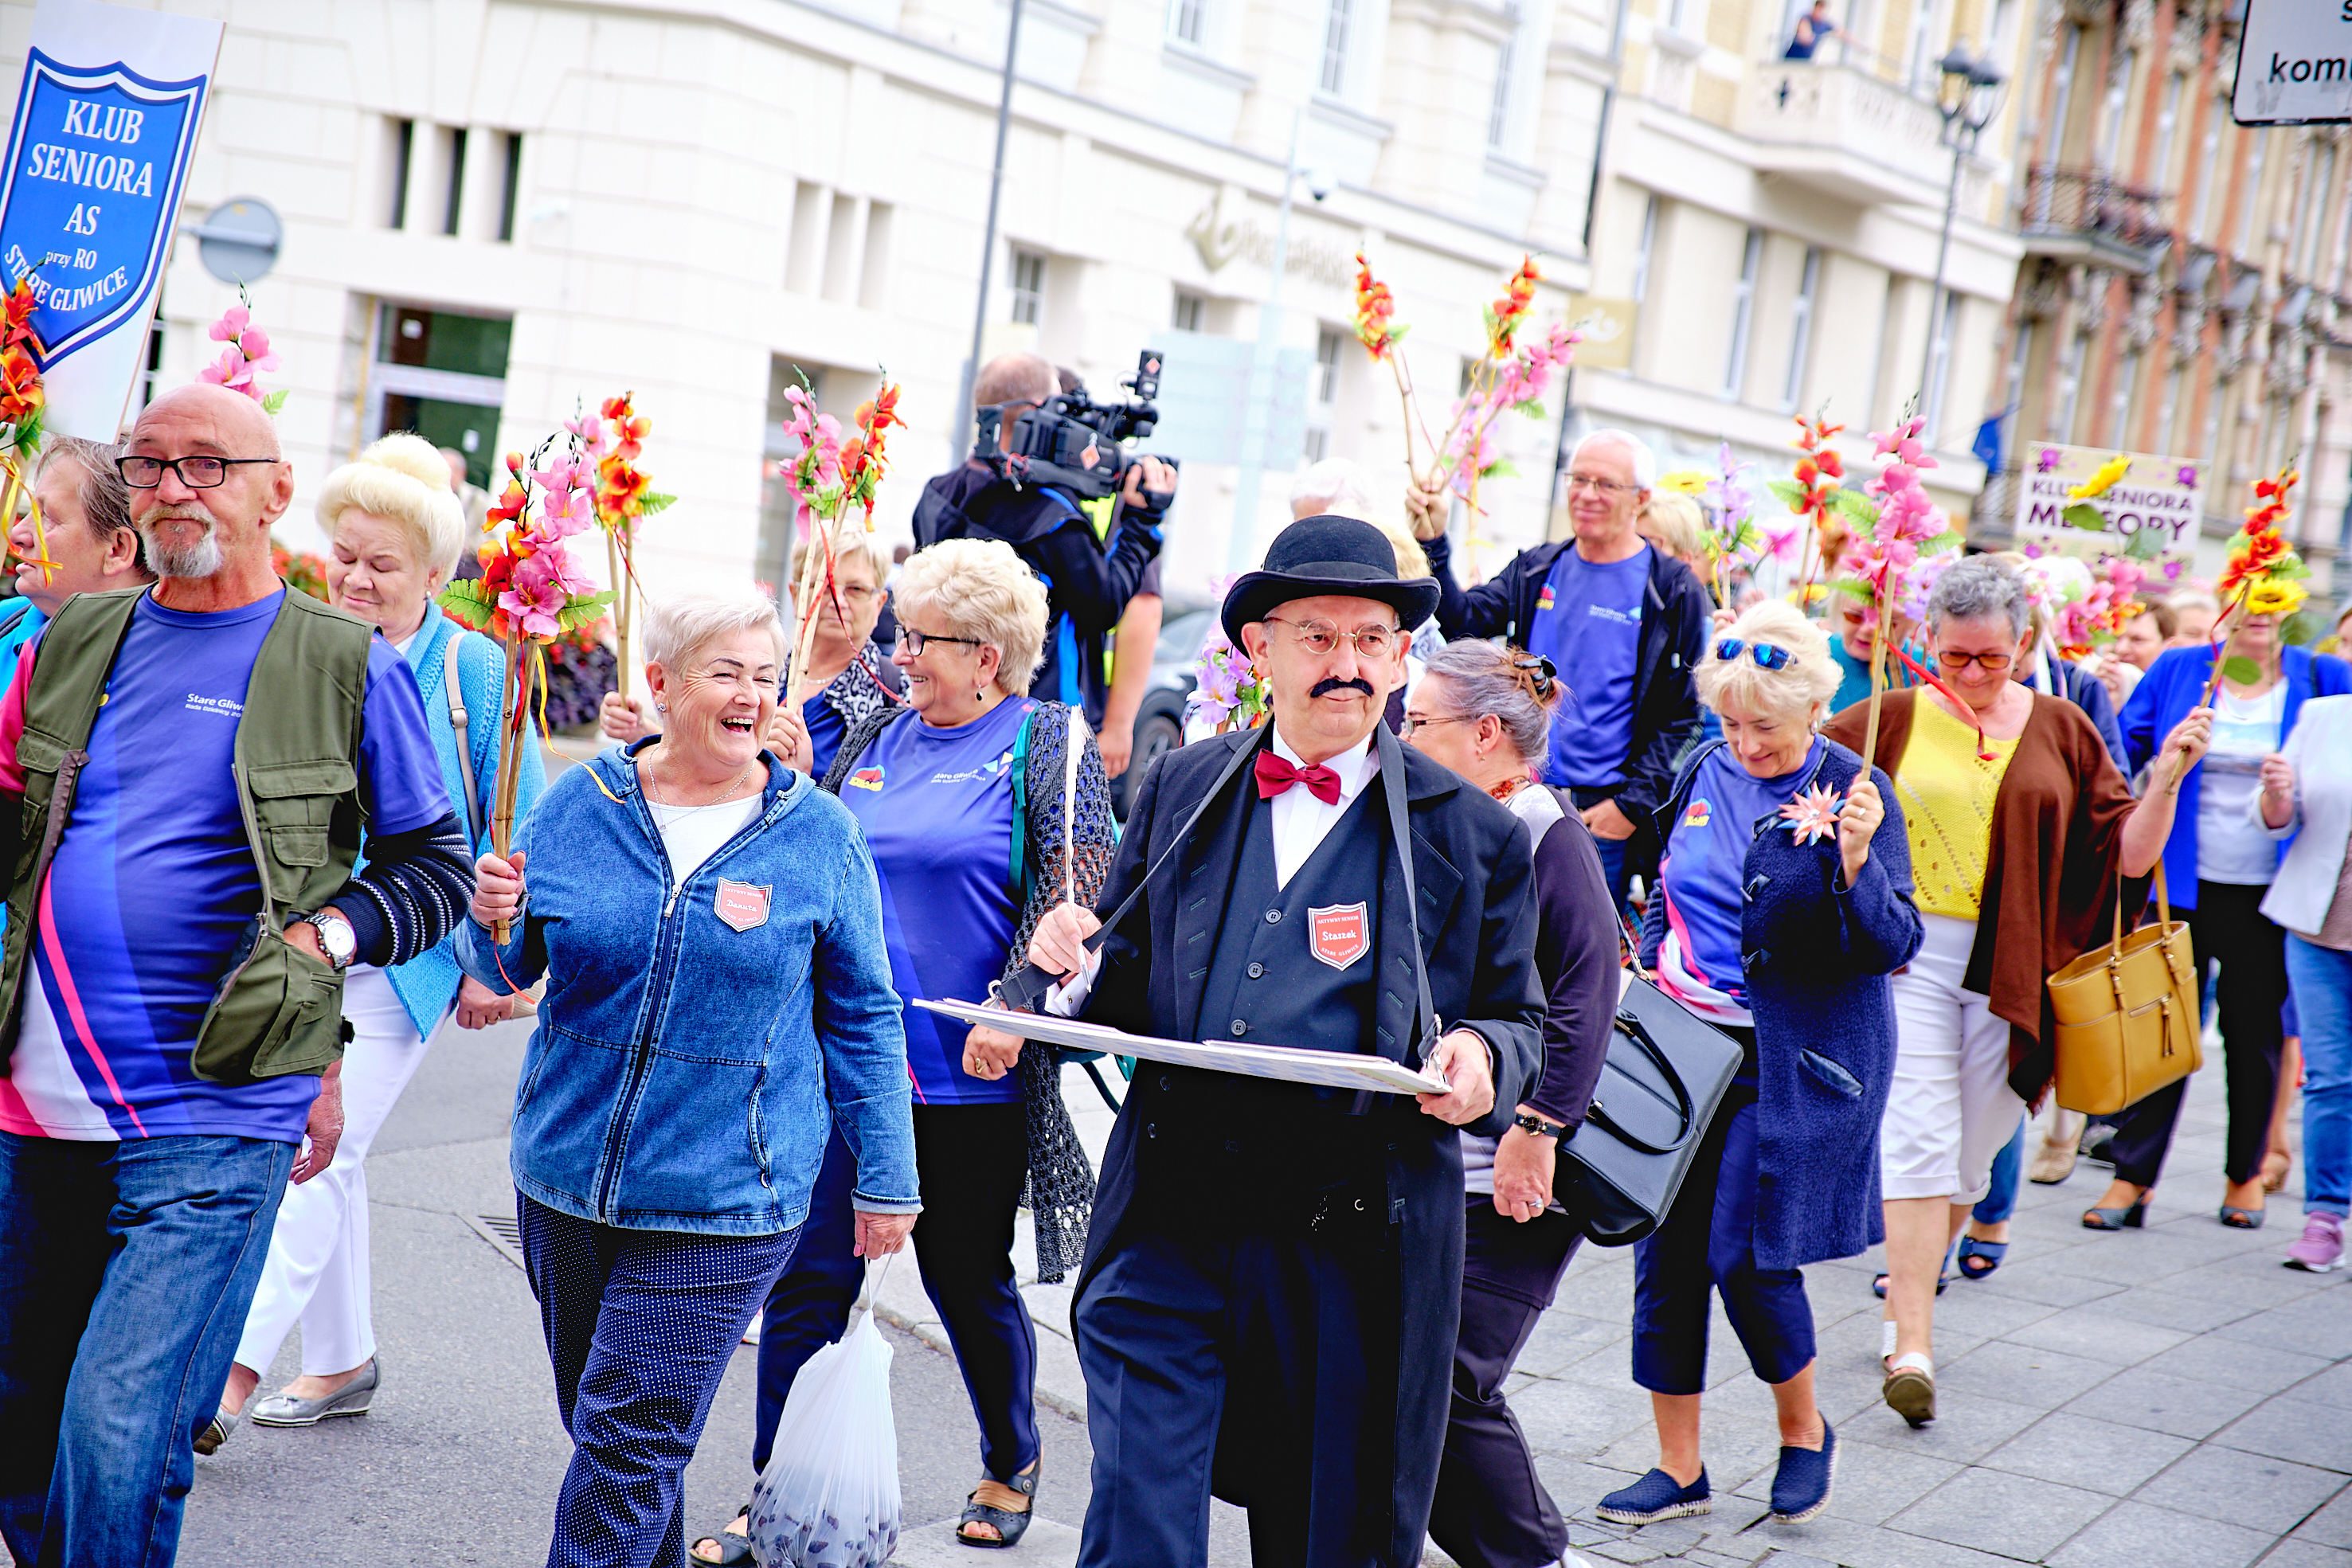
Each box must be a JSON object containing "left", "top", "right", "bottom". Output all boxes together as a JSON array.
[
  {"left": 1595, "top": 1467, "right": 1712, "bottom": 1524},
  {"left": 1769, "top": 1421, "right": 1837, "bottom": 1523}
]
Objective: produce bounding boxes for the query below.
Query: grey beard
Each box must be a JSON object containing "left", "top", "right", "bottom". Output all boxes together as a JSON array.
[{"left": 141, "top": 522, "right": 224, "bottom": 579}]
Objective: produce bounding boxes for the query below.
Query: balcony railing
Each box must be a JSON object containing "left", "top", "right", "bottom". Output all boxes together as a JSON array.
[
  {"left": 1735, "top": 60, "right": 1979, "bottom": 208},
  {"left": 2019, "top": 165, "right": 2170, "bottom": 272}
]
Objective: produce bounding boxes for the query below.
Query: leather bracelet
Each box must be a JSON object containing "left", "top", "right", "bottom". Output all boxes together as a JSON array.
[{"left": 1513, "top": 1112, "right": 1567, "bottom": 1140}]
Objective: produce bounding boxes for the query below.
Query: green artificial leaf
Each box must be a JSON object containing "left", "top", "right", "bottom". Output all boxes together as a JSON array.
[
  {"left": 440, "top": 579, "right": 499, "bottom": 615},
  {"left": 2122, "top": 526, "right": 2167, "bottom": 561},
  {"left": 1511, "top": 399, "right": 1546, "bottom": 420},
  {"left": 261, "top": 389, "right": 289, "bottom": 416},
  {"left": 1827, "top": 573, "right": 1873, "bottom": 602},
  {"left": 14, "top": 411, "right": 41, "bottom": 455},
  {"left": 2282, "top": 609, "right": 2323, "bottom": 647},
  {"left": 636, "top": 491, "right": 676, "bottom": 516},
  {"left": 1921, "top": 530, "right": 1964, "bottom": 554},
  {"left": 2222, "top": 655, "right": 2263, "bottom": 686},
  {"left": 1388, "top": 323, "right": 1411, "bottom": 345},
  {"left": 1766, "top": 479, "right": 1807, "bottom": 507},
  {"left": 1827, "top": 487, "right": 1880, "bottom": 525},
  {"left": 1481, "top": 459, "right": 1521, "bottom": 481},
  {"left": 2278, "top": 555, "right": 2313, "bottom": 581},
  {"left": 2061, "top": 502, "right": 2107, "bottom": 531},
  {"left": 556, "top": 590, "right": 617, "bottom": 634}
]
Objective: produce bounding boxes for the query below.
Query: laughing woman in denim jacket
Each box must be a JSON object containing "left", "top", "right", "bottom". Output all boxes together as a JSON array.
[{"left": 460, "top": 588, "right": 918, "bottom": 1568}]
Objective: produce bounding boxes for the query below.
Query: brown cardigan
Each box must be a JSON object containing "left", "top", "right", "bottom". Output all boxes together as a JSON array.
[{"left": 1824, "top": 690, "right": 2143, "bottom": 1101}]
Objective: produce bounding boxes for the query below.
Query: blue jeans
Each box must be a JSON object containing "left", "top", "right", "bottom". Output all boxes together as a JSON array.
[
  {"left": 1567, "top": 788, "right": 1637, "bottom": 921},
  {"left": 2289, "top": 936, "right": 2352, "bottom": 1218},
  {"left": 0, "top": 1129, "right": 295, "bottom": 1568},
  {"left": 519, "top": 1196, "right": 802, "bottom": 1568},
  {"left": 1972, "top": 1115, "right": 2027, "bottom": 1226}
]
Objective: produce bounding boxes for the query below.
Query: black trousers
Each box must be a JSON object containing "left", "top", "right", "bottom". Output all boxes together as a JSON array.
[
  {"left": 909, "top": 1101, "right": 1042, "bottom": 1481},
  {"left": 1427, "top": 1202, "right": 1583, "bottom": 1568},
  {"left": 2105, "top": 881, "right": 2289, "bottom": 1189}
]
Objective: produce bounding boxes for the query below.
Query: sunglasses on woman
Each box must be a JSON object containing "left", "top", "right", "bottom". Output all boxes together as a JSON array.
[{"left": 1715, "top": 638, "right": 1794, "bottom": 671}]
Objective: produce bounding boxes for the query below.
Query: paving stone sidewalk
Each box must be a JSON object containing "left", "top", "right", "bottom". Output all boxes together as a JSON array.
[{"left": 875, "top": 1058, "right": 2348, "bottom": 1568}]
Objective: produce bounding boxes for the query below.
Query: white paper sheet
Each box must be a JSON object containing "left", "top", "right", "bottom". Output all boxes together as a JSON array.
[{"left": 912, "top": 997, "right": 1450, "bottom": 1096}]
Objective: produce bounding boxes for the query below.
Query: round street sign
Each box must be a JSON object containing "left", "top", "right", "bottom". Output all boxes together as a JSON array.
[{"left": 193, "top": 196, "right": 281, "bottom": 285}]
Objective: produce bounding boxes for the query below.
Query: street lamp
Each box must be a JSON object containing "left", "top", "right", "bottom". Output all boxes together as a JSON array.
[{"left": 1917, "top": 43, "right": 2006, "bottom": 430}]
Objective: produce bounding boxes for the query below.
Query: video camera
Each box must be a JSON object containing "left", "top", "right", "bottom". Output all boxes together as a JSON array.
[{"left": 972, "top": 349, "right": 1174, "bottom": 502}]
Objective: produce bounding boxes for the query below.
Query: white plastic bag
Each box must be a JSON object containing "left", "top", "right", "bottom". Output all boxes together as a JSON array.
[{"left": 747, "top": 1308, "right": 901, "bottom": 1568}]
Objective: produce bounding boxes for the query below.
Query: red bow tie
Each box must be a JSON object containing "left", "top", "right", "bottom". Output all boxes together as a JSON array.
[{"left": 1255, "top": 750, "right": 1344, "bottom": 806}]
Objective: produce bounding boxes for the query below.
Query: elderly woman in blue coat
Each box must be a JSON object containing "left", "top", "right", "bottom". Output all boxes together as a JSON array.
[
  {"left": 464, "top": 588, "right": 919, "bottom": 1568},
  {"left": 210, "top": 433, "right": 548, "bottom": 1444},
  {"left": 1603, "top": 601, "right": 1921, "bottom": 1531}
]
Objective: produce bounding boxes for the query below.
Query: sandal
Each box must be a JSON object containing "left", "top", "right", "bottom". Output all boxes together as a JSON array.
[
  {"left": 2220, "top": 1204, "right": 2266, "bottom": 1230},
  {"left": 1882, "top": 1351, "right": 1935, "bottom": 1428},
  {"left": 2262, "top": 1150, "right": 2293, "bottom": 1195},
  {"left": 958, "top": 1460, "right": 1039, "bottom": 1549},
  {"left": 688, "top": 1503, "right": 753, "bottom": 1566},
  {"left": 1955, "top": 1237, "right": 2008, "bottom": 1280},
  {"left": 2083, "top": 1189, "right": 2149, "bottom": 1230},
  {"left": 1872, "top": 1261, "right": 1953, "bottom": 1299}
]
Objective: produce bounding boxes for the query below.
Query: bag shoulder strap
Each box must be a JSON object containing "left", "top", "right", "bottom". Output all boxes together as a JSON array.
[
  {"left": 1375, "top": 722, "right": 1439, "bottom": 1063},
  {"left": 443, "top": 628, "right": 485, "bottom": 845},
  {"left": 1008, "top": 706, "right": 1035, "bottom": 901}
]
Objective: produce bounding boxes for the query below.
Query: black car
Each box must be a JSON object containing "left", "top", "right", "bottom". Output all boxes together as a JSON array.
[{"left": 1109, "top": 604, "right": 1213, "bottom": 819}]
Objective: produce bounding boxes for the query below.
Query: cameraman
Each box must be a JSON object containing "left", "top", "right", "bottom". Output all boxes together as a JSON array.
[{"left": 912, "top": 352, "right": 1172, "bottom": 727}]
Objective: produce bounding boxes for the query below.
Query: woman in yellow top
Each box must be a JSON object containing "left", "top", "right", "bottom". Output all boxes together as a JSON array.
[{"left": 1826, "top": 557, "right": 2210, "bottom": 1431}]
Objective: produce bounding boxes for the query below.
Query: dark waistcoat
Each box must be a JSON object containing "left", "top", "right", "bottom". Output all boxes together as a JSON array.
[{"left": 1137, "top": 788, "right": 1399, "bottom": 1212}]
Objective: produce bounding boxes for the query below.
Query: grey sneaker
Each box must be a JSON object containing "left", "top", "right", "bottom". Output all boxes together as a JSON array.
[
  {"left": 247, "top": 1358, "right": 380, "bottom": 1427},
  {"left": 2285, "top": 1213, "right": 2345, "bottom": 1273}
]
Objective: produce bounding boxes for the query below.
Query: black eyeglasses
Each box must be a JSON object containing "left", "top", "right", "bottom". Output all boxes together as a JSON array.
[
  {"left": 894, "top": 627, "right": 985, "bottom": 656},
  {"left": 116, "top": 455, "right": 282, "bottom": 490},
  {"left": 1715, "top": 638, "right": 1794, "bottom": 671}
]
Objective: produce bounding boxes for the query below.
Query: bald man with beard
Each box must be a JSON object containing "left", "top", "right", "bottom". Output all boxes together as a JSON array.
[{"left": 0, "top": 384, "right": 472, "bottom": 1568}]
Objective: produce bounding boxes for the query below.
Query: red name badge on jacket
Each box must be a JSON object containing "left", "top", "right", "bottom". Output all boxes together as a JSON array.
[
  {"left": 715, "top": 881, "right": 771, "bottom": 933},
  {"left": 1308, "top": 901, "right": 1369, "bottom": 969}
]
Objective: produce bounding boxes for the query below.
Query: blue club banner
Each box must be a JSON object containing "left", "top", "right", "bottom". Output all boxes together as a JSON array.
[
  {"left": 0, "top": 2, "right": 221, "bottom": 440},
  {"left": 0, "top": 51, "right": 204, "bottom": 367}
]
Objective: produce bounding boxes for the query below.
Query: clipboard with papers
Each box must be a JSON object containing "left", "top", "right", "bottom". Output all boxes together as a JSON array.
[{"left": 912, "top": 997, "right": 1450, "bottom": 1097}]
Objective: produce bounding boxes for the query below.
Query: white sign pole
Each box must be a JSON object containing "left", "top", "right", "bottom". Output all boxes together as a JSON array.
[
  {"left": 2234, "top": 0, "right": 2352, "bottom": 127},
  {"left": 0, "top": 0, "right": 224, "bottom": 440}
]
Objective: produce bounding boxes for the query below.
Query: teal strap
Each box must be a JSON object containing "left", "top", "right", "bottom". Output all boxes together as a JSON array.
[{"left": 1008, "top": 707, "right": 1035, "bottom": 903}]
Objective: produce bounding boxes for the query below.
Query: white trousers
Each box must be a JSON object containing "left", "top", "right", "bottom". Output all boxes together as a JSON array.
[
  {"left": 1881, "top": 913, "right": 2025, "bottom": 1203},
  {"left": 234, "top": 966, "right": 437, "bottom": 1376}
]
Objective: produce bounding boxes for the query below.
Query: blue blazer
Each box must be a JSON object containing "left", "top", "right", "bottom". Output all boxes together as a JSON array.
[
  {"left": 370, "top": 605, "right": 548, "bottom": 1039},
  {"left": 2119, "top": 643, "right": 2352, "bottom": 909},
  {"left": 1643, "top": 738, "right": 1923, "bottom": 1271}
]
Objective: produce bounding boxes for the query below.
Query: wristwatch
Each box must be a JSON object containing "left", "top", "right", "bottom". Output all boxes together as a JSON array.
[
  {"left": 292, "top": 908, "right": 358, "bottom": 971},
  {"left": 1512, "top": 1112, "right": 1568, "bottom": 1140}
]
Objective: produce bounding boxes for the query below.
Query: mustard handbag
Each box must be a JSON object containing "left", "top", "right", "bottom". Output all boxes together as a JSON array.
[{"left": 2047, "top": 866, "right": 2202, "bottom": 1116}]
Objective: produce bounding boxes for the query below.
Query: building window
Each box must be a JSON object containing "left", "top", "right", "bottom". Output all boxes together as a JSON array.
[
  {"left": 1923, "top": 288, "right": 1961, "bottom": 438},
  {"left": 1172, "top": 291, "right": 1206, "bottom": 332},
  {"left": 1314, "top": 325, "right": 1344, "bottom": 405},
  {"left": 2238, "top": 138, "right": 2268, "bottom": 257},
  {"left": 2053, "top": 330, "right": 2087, "bottom": 441},
  {"left": 368, "top": 304, "right": 511, "bottom": 491},
  {"left": 1724, "top": 228, "right": 1763, "bottom": 400},
  {"left": 1487, "top": 36, "right": 1515, "bottom": 149},
  {"left": 2151, "top": 72, "right": 2183, "bottom": 194},
  {"left": 498, "top": 133, "right": 522, "bottom": 243},
  {"left": 1319, "top": 0, "right": 1352, "bottom": 95},
  {"left": 2190, "top": 111, "right": 2224, "bottom": 240},
  {"left": 2298, "top": 145, "right": 2336, "bottom": 277},
  {"left": 2096, "top": 50, "right": 2135, "bottom": 172},
  {"left": 2155, "top": 359, "right": 2185, "bottom": 449},
  {"left": 1632, "top": 194, "right": 1658, "bottom": 303},
  {"left": 2107, "top": 348, "right": 2140, "bottom": 448},
  {"left": 1783, "top": 246, "right": 1821, "bottom": 411},
  {"left": 1169, "top": 0, "right": 1206, "bottom": 45},
  {"left": 386, "top": 117, "right": 414, "bottom": 229},
  {"left": 1010, "top": 249, "right": 1046, "bottom": 325},
  {"left": 140, "top": 309, "right": 165, "bottom": 411},
  {"left": 442, "top": 127, "right": 468, "bottom": 237}
]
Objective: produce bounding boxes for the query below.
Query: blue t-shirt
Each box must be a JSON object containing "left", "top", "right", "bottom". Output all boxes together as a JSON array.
[
  {"left": 1658, "top": 737, "right": 1825, "bottom": 1013},
  {"left": 1525, "top": 545, "right": 1651, "bottom": 789},
  {"left": 0, "top": 598, "right": 44, "bottom": 695},
  {"left": 0, "top": 589, "right": 450, "bottom": 1143},
  {"left": 804, "top": 690, "right": 847, "bottom": 779},
  {"left": 838, "top": 698, "right": 1034, "bottom": 1105}
]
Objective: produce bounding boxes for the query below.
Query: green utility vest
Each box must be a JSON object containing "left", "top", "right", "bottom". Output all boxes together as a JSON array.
[{"left": 0, "top": 586, "right": 375, "bottom": 1084}]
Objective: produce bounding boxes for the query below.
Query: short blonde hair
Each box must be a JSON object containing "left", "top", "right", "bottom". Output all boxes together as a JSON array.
[
  {"left": 644, "top": 587, "right": 787, "bottom": 672},
  {"left": 787, "top": 532, "right": 890, "bottom": 598},
  {"left": 1695, "top": 600, "right": 1839, "bottom": 722},
  {"left": 316, "top": 432, "right": 467, "bottom": 580},
  {"left": 1372, "top": 517, "right": 1430, "bottom": 581},
  {"left": 1638, "top": 491, "right": 1704, "bottom": 566},
  {"left": 891, "top": 538, "right": 1049, "bottom": 697}
]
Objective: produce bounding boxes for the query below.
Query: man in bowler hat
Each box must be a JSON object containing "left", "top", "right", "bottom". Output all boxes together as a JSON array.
[{"left": 1027, "top": 514, "right": 1545, "bottom": 1566}]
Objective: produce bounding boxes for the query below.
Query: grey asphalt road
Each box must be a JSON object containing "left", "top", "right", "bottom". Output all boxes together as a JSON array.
[{"left": 167, "top": 1016, "right": 1255, "bottom": 1566}]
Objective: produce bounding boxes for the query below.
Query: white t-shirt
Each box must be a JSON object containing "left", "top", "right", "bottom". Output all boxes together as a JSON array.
[
  {"left": 649, "top": 795, "right": 763, "bottom": 884},
  {"left": 2198, "top": 684, "right": 2284, "bottom": 886}
]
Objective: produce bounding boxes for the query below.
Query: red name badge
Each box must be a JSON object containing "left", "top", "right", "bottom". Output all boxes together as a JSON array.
[
  {"left": 1307, "top": 901, "right": 1369, "bottom": 970},
  {"left": 715, "top": 880, "right": 771, "bottom": 933}
]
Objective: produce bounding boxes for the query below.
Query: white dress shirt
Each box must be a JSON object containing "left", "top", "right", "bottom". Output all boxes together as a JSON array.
[{"left": 1047, "top": 725, "right": 1381, "bottom": 1015}]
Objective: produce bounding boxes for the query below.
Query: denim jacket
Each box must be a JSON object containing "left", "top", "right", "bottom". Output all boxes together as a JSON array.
[{"left": 455, "top": 740, "right": 919, "bottom": 1235}]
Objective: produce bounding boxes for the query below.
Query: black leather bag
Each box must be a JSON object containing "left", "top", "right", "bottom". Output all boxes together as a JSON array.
[{"left": 1556, "top": 975, "right": 1745, "bottom": 1246}]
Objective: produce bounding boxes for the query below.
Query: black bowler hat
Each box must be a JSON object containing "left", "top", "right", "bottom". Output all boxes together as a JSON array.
[{"left": 1221, "top": 514, "right": 1441, "bottom": 648}]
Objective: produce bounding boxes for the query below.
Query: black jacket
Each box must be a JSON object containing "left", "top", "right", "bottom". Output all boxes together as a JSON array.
[
  {"left": 1070, "top": 721, "right": 1544, "bottom": 1564},
  {"left": 1424, "top": 532, "right": 1709, "bottom": 823},
  {"left": 911, "top": 462, "right": 1162, "bottom": 727}
]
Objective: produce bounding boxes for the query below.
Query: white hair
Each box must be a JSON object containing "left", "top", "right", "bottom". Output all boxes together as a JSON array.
[
  {"left": 644, "top": 587, "right": 788, "bottom": 671},
  {"left": 1572, "top": 428, "right": 1659, "bottom": 491},
  {"left": 1288, "top": 457, "right": 1386, "bottom": 520}
]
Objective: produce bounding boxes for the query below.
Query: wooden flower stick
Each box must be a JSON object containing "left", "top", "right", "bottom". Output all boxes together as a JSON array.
[
  {"left": 491, "top": 633, "right": 526, "bottom": 944},
  {"left": 783, "top": 518, "right": 835, "bottom": 715}
]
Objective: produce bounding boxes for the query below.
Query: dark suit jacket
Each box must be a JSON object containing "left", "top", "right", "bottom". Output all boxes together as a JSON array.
[{"left": 1070, "top": 720, "right": 1544, "bottom": 1562}]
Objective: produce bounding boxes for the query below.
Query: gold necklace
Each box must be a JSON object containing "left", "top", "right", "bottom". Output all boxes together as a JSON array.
[{"left": 644, "top": 748, "right": 757, "bottom": 809}]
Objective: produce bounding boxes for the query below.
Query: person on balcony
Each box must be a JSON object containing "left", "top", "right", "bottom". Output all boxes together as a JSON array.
[{"left": 1783, "top": 0, "right": 1838, "bottom": 59}]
